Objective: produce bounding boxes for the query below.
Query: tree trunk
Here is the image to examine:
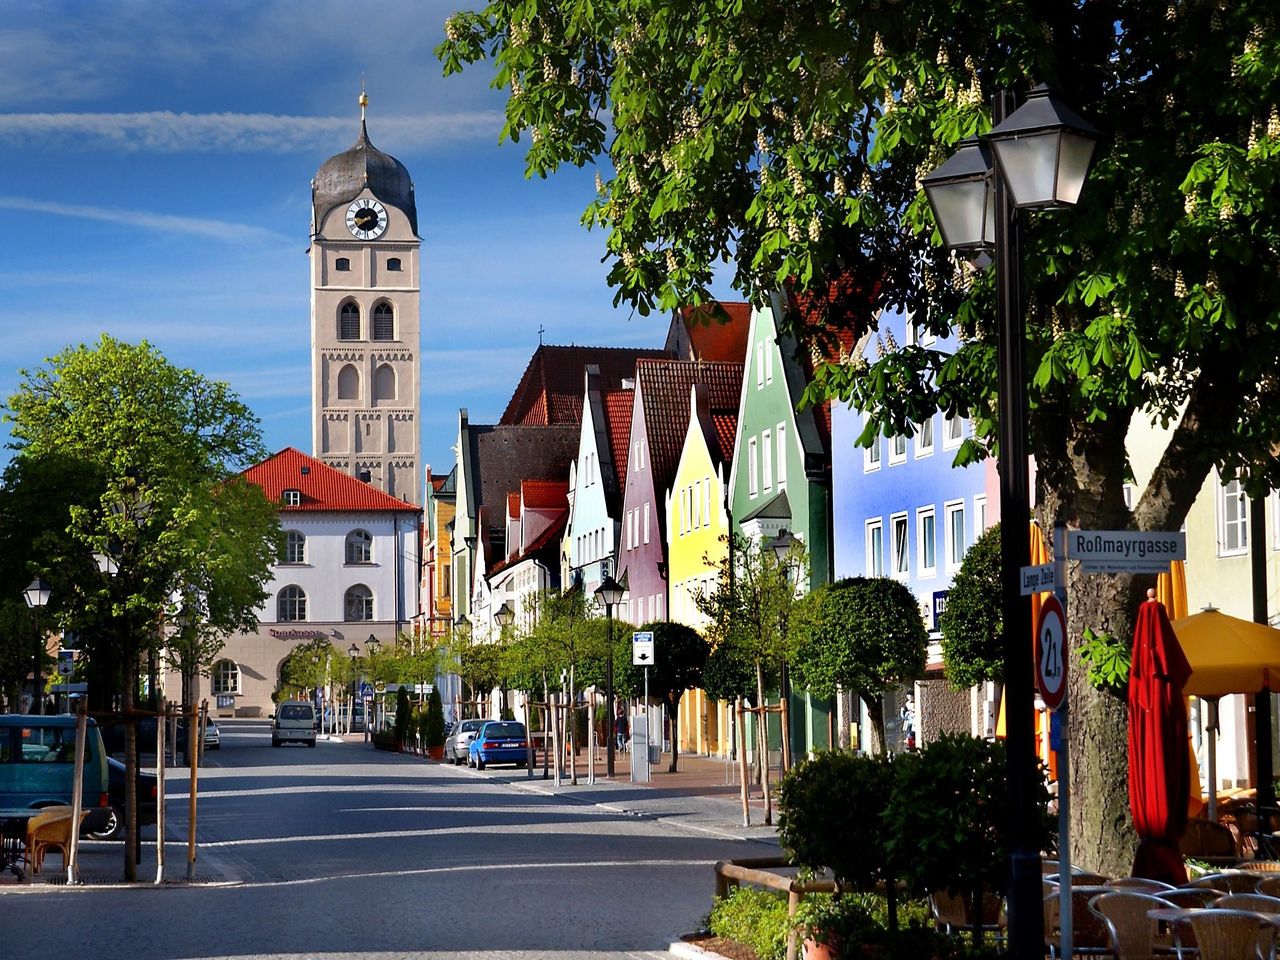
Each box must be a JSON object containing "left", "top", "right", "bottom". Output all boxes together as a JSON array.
[
  {"left": 863, "top": 693, "right": 886, "bottom": 756},
  {"left": 123, "top": 650, "right": 138, "bottom": 883},
  {"left": 668, "top": 692, "right": 680, "bottom": 773},
  {"left": 755, "top": 662, "right": 772, "bottom": 824}
]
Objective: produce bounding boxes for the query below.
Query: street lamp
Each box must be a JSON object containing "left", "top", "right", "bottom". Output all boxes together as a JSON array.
[
  {"left": 494, "top": 601, "right": 514, "bottom": 629},
  {"left": 366, "top": 635, "right": 380, "bottom": 737},
  {"left": 767, "top": 531, "right": 800, "bottom": 768},
  {"left": 23, "top": 577, "right": 52, "bottom": 715},
  {"left": 348, "top": 642, "right": 360, "bottom": 736},
  {"left": 922, "top": 84, "right": 1097, "bottom": 958},
  {"left": 594, "top": 574, "right": 625, "bottom": 778}
]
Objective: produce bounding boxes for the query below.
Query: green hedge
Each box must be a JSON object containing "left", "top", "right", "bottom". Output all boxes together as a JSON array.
[{"left": 707, "top": 888, "right": 790, "bottom": 960}]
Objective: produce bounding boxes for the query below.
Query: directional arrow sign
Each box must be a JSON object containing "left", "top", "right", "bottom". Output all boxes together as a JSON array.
[{"left": 632, "top": 631, "right": 655, "bottom": 667}]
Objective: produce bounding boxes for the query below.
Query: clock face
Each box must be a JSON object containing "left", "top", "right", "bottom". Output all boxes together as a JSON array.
[{"left": 345, "top": 199, "right": 388, "bottom": 240}]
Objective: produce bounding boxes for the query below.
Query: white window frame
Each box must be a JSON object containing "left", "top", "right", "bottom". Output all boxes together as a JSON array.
[
  {"left": 283, "top": 530, "right": 305, "bottom": 564},
  {"left": 890, "top": 512, "right": 910, "bottom": 580},
  {"left": 764, "top": 344, "right": 774, "bottom": 384},
  {"left": 283, "top": 489, "right": 301, "bottom": 507},
  {"left": 974, "top": 495, "right": 987, "bottom": 537},
  {"left": 756, "top": 342, "right": 765, "bottom": 388},
  {"left": 703, "top": 476, "right": 712, "bottom": 527},
  {"left": 776, "top": 423, "right": 787, "bottom": 489},
  {"left": 945, "top": 499, "right": 966, "bottom": 571},
  {"left": 915, "top": 416, "right": 934, "bottom": 459},
  {"left": 917, "top": 507, "right": 937, "bottom": 578},
  {"left": 865, "top": 519, "right": 884, "bottom": 577},
  {"left": 889, "top": 433, "right": 907, "bottom": 466},
  {"left": 864, "top": 420, "right": 881, "bottom": 473},
  {"left": 212, "top": 659, "right": 241, "bottom": 696},
  {"left": 943, "top": 413, "right": 964, "bottom": 450},
  {"left": 643, "top": 502, "right": 650, "bottom": 544},
  {"left": 761, "top": 429, "right": 773, "bottom": 492},
  {"left": 748, "top": 437, "right": 759, "bottom": 497},
  {"left": 1217, "top": 477, "right": 1248, "bottom": 557}
]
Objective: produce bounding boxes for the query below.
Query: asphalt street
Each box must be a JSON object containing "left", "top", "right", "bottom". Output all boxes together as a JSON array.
[{"left": 0, "top": 720, "right": 761, "bottom": 960}]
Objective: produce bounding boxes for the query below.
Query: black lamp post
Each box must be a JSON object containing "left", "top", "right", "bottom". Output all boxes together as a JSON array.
[
  {"left": 23, "top": 577, "right": 52, "bottom": 714},
  {"left": 923, "top": 84, "right": 1097, "bottom": 958},
  {"left": 348, "top": 642, "right": 360, "bottom": 735},
  {"left": 366, "top": 635, "right": 380, "bottom": 737},
  {"left": 594, "top": 574, "right": 625, "bottom": 778},
  {"left": 769, "top": 531, "right": 799, "bottom": 767}
]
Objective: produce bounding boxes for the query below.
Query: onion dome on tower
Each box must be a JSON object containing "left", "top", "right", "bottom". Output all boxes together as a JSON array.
[{"left": 311, "top": 91, "right": 418, "bottom": 235}]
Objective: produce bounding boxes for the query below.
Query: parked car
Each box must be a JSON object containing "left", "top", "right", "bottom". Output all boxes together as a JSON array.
[
  {"left": 272, "top": 701, "right": 317, "bottom": 747},
  {"left": 0, "top": 715, "right": 112, "bottom": 835},
  {"left": 445, "top": 718, "right": 486, "bottom": 764},
  {"left": 467, "top": 720, "right": 529, "bottom": 770},
  {"left": 83, "top": 756, "right": 158, "bottom": 841},
  {"left": 176, "top": 719, "right": 220, "bottom": 751}
]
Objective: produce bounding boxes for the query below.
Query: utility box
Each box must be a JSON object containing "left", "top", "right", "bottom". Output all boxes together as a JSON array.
[{"left": 630, "top": 715, "right": 651, "bottom": 783}]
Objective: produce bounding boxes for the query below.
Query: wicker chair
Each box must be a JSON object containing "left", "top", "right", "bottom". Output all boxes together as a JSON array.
[
  {"left": 1181, "top": 817, "right": 1243, "bottom": 867},
  {"left": 1256, "top": 875, "right": 1280, "bottom": 897},
  {"left": 1190, "top": 872, "right": 1263, "bottom": 893},
  {"left": 1214, "top": 892, "right": 1280, "bottom": 912},
  {"left": 1240, "top": 861, "right": 1280, "bottom": 873},
  {"left": 1043, "top": 886, "right": 1115, "bottom": 958},
  {"left": 1089, "top": 891, "right": 1170, "bottom": 960},
  {"left": 1161, "top": 887, "right": 1224, "bottom": 907},
  {"left": 1107, "top": 877, "right": 1177, "bottom": 893},
  {"left": 928, "top": 890, "right": 1006, "bottom": 943},
  {"left": 24, "top": 807, "right": 85, "bottom": 875},
  {"left": 1187, "top": 908, "right": 1279, "bottom": 960}
]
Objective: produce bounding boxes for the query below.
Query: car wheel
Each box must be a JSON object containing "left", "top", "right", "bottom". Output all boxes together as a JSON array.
[
  {"left": 85, "top": 805, "right": 122, "bottom": 841},
  {"left": 272, "top": 738, "right": 281, "bottom": 747},
  {"left": 476, "top": 757, "right": 485, "bottom": 770},
  {"left": 209, "top": 744, "right": 220, "bottom": 751},
  {"left": 307, "top": 740, "right": 317, "bottom": 748}
]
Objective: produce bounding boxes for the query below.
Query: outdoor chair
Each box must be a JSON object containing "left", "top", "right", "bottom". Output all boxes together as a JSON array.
[
  {"left": 24, "top": 806, "right": 85, "bottom": 875},
  {"left": 1190, "top": 872, "right": 1263, "bottom": 893},
  {"left": 1181, "top": 817, "right": 1243, "bottom": 867},
  {"left": 1187, "top": 908, "right": 1279, "bottom": 960},
  {"left": 1214, "top": 892, "right": 1280, "bottom": 913},
  {"left": 1257, "top": 876, "right": 1280, "bottom": 897},
  {"left": 1162, "top": 887, "right": 1224, "bottom": 907},
  {"left": 1089, "top": 890, "right": 1170, "bottom": 960},
  {"left": 1240, "top": 861, "right": 1280, "bottom": 873},
  {"left": 1107, "top": 877, "right": 1177, "bottom": 893},
  {"left": 928, "top": 890, "right": 1006, "bottom": 943},
  {"left": 1044, "top": 886, "right": 1115, "bottom": 958}
]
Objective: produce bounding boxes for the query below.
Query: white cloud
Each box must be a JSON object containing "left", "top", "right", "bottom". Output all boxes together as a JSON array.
[
  {"left": 0, "top": 196, "right": 288, "bottom": 244},
  {"left": 0, "top": 111, "right": 505, "bottom": 154}
]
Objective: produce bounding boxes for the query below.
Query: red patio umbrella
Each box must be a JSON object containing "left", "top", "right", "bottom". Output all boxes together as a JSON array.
[{"left": 1129, "top": 590, "right": 1193, "bottom": 883}]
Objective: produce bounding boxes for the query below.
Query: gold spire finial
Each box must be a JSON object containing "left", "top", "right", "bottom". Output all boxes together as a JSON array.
[{"left": 359, "top": 77, "right": 368, "bottom": 122}]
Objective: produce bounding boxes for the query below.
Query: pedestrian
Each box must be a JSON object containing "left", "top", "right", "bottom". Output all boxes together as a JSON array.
[
  {"left": 615, "top": 705, "right": 630, "bottom": 752},
  {"left": 900, "top": 693, "right": 916, "bottom": 750}
]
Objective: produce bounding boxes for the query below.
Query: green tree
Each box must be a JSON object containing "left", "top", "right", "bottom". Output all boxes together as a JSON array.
[
  {"left": 435, "top": 0, "right": 1280, "bottom": 872},
  {"left": 279, "top": 638, "right": 336, "bottom": 699},
  {"left": 791, "top": 577, "right": 926, "bottom": 755},
  {"left": 3, "top": 335, "right": 275, "bottom": 880},
  {"left": 938, "top": 523, "right": 1004, "bottom": 690},
  {"left": 636, "top": 620, "right": 709, "bottom": 772},
  {"left": 423, "top": 686, "right": 447, "bottom": 749}
]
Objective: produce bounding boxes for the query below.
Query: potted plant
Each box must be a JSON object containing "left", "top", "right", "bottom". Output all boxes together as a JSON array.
[
  {"left": 423, "top": 687, "right": 446, "bottom": 760},
  {"left": 793, "top": 895, "right": 878, "bottom": 960}
]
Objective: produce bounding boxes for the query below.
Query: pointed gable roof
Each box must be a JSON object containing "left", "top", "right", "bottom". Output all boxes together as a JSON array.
[
  {"left": 521, "top": 478, "right": 568, "bottom": 510},
  {"left": 500, "top": 344, "right": 671, "bottom": 426},
  {"left": 667, "top": 301, "right": 752, "bottom": 363},
  {"left": 244, "top": 447, "right": 419, "bottom": 512},
  {"left": 635, "top": 359, "right": 744, "bottom": 497}
]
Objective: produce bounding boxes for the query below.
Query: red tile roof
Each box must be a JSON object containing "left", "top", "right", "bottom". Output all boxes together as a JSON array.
[
  {"left": 243, "top": 447, "right": 419, "bottom": 512},
  {"left": 487, "top": 509, "right": 568, "bottom": 577},
  {"left": 710, "top": 413, "right": 739, "bottom": 466},
  {"left": 507, "top": 491, "right": 522, "bottom": 519},
  {"left": 635, "top": 359, "right": 744, "bottom": 495},
  {"left": 678, "top": 301, "right": 752, "bottom": 363},
  {"left": 500, "top": 344, "right": 670, "bottom": 426},
  {"left": 521, "top": 479, "right": 568, "bottom": 510},
  {"left": 604, "top": 389, "right": 634, "bottom": 480}
]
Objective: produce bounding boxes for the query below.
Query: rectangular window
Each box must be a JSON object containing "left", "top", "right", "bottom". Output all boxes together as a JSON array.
[
  {"left": 642, "top": 502, "right": 650, "bottom": 544},
  {"left": 692, "top": 481, "right": 700, "bottom": 530},
  {"left": 915, "top": 417, "right": 934, "bottom": 458},
  {"left": 764, "top": 344, "right": 774, "bottom": 384},
  {"left": 657, "top": 594, "right": 664, "bottom": 620},
  {"left": 889, "top": 433, "right": 907, "bottom": 465},
  {"left": 917, "top": 507, "right": 937, "bottom": 577},
  {"left": 756, "top": 342, "right": 765, "bottom": 388},
  {"left": 1218, "top": 477, "right": 1248, "bottom": 556},
  {"left": 945, "top": 500, "right": 966, "bottom": 570},
  {"left": 890, "top": 513, "right": 909, "bottom": 578},
  {"left": 761, "top": 429, "right": 773, "bottom": 492},
  {"left": 866, "top": 519, "right": 884, "bottom": 577},
  {"left": 865, "top": 420, "right": 881, "bottom": 472},
  {"left": 703, "top": 476, "right": 712, "bottom": 527},
  {"left": 748, "top": 438, "right": 759, "bottom": 497},
  {"left": 944, "top": 413, "right": 964, "bottom": 449},
  {"left": 776, "top": 423, "right": 787, "bottom": 488},
  {"left": 974, "top": 495, "right": 987, "bottom": 537}
]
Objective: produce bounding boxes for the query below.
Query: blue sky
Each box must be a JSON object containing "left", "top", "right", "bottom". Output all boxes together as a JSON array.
[{"left": 0, "top": 1, "right": 728, "bottom": 490}]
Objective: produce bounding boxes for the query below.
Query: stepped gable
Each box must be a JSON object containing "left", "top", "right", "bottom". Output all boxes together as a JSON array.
[
  {"left": 244, "top": 447, "right": 419, "bottom": 511},
  {"left": 636, "top": 359, "right": 744, "bottom": 493},
  {"left": 672, "top": 301, "right": 752, "bottom": 363},
  {"left": 500, "top": 344, "right": 671, "bottom": 426}
]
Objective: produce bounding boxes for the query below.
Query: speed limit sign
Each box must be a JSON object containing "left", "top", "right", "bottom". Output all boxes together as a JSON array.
[{"left": 1035, "top": 595, "right": 1068, "bottom": 710}]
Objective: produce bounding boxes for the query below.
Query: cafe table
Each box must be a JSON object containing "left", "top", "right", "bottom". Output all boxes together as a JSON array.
[{"left": 0, "top": 807, "right": 38, "bottom": 882}]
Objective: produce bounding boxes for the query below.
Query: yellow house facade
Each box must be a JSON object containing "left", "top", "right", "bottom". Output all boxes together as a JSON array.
[{"left": 666, "top": 383, "right": 738, "bottom": 758}]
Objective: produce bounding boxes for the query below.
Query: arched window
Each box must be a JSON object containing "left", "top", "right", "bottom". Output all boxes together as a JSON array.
[
  {"left": 211, "top": 659, "right": 241, "bottom": 695},
  {"left": 339, "top": 301, "right": 361, "bottom": 340},
  {"left": 337, "top": 363, "right": 360, "bottom": 401},
  {"left": 386, "top": 257, "right": 402, "bottom": 271},
  {"left": 345, "top": 529, "right": 373, "bottom": 564},
  {"left": 277, "top": 585, "right": 307, "bottom": 622},
  {"left": 335, "top": 257, "right": 350, "bottom": 271},
  {"left": 372, "top": 302, "right": 394, "bottom": 340},
  {"left": 282, "top": 530, "right": 305, "bottom": 564},
  {"left": 344, "top": 584, "right": 373, "bottom": 621},
  {"left": 374, "top": 364, "right": 396, "bottom": 403}
]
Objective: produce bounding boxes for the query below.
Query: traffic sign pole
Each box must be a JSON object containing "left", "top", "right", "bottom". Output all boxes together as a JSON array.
[{"left": 1053, "top": 522, "right": 1071, "bottom": 960}]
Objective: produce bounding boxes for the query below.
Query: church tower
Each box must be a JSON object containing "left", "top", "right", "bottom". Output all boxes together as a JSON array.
[{"left": 309, "top": 92, "right": 421, "bottom": 503}]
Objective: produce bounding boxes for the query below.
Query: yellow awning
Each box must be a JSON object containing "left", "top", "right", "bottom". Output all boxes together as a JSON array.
[{"left": 1174, "top": 609, "right": 1280, "bottom": 698}]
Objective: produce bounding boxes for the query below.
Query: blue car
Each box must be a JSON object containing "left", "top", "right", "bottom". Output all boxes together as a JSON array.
[{"left": 467, "top": 720, "right": 529, "bottom": 770}]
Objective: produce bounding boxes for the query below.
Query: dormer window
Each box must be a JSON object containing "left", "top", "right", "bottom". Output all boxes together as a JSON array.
[
  {"left": 335, "top": 257, "right": 350, "bottom": 272},
  {"left": 386, "top": 257, "right": 402, "bottom": 271},
  {"left": 283, "top": 489, "right": 301, "bottom": 506}
]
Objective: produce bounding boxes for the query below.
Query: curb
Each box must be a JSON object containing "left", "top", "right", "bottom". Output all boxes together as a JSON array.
[{"left": 668, "top": 940, "right": 719, "bottom": 959}]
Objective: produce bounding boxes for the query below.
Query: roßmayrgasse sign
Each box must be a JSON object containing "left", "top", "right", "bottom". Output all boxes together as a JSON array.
[
  {"left": 269, "top": 628, "right": 330, "bottom": 641},
  {"left": 1064, "top": 529, "right": 1186, "bottom": 574}
]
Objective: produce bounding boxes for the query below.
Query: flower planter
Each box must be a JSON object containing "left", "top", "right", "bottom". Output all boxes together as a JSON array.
[
  {"left": 803, "top": 937, "right": 837, "bottom": 960},
  {"left": 426, "top": 745, "right": 445, "bottom": 761}
]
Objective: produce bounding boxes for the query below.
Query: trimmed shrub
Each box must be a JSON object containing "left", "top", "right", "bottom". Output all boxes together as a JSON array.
[
  {"left": 423, "top": 687, "right": 446, "bottom": 748},
  {"left": 707, "top": 887, "right": 790, "bottom": 960}
]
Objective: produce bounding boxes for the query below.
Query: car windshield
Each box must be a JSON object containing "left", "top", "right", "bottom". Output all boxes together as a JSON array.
[
  {"left": 280, "top": 704, "right": 313, "bottom": 720},
  {"left": 483, "top": 722, "right": 525, "bottom": 738},
  {"left": 461, "top": 720, "right": 484, "bottom": 732}
]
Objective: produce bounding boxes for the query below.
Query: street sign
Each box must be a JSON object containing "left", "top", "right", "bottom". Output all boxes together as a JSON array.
[
  {"left": 632, "top": 630, "right": 655, "bottom": 667},
  {"left": 1065, "top": 529, "right": 1186, "bottom": 574},
  {"left": 359, "top": 682, "right": 373, "bottom": 698},
  {"left": 57, "top": 650, "right": 74, "bottom": 677},
  {"left": 1020, "top": 563, "right": 1056, "bottom": 596},
  {"left": 1035, "top": 595, "right": 1068, "bottom": 711}
]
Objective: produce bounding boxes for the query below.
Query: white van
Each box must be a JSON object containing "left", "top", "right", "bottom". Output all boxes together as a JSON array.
[{"left": 272, "top": 701, "right": 316, "bottom": 747}]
